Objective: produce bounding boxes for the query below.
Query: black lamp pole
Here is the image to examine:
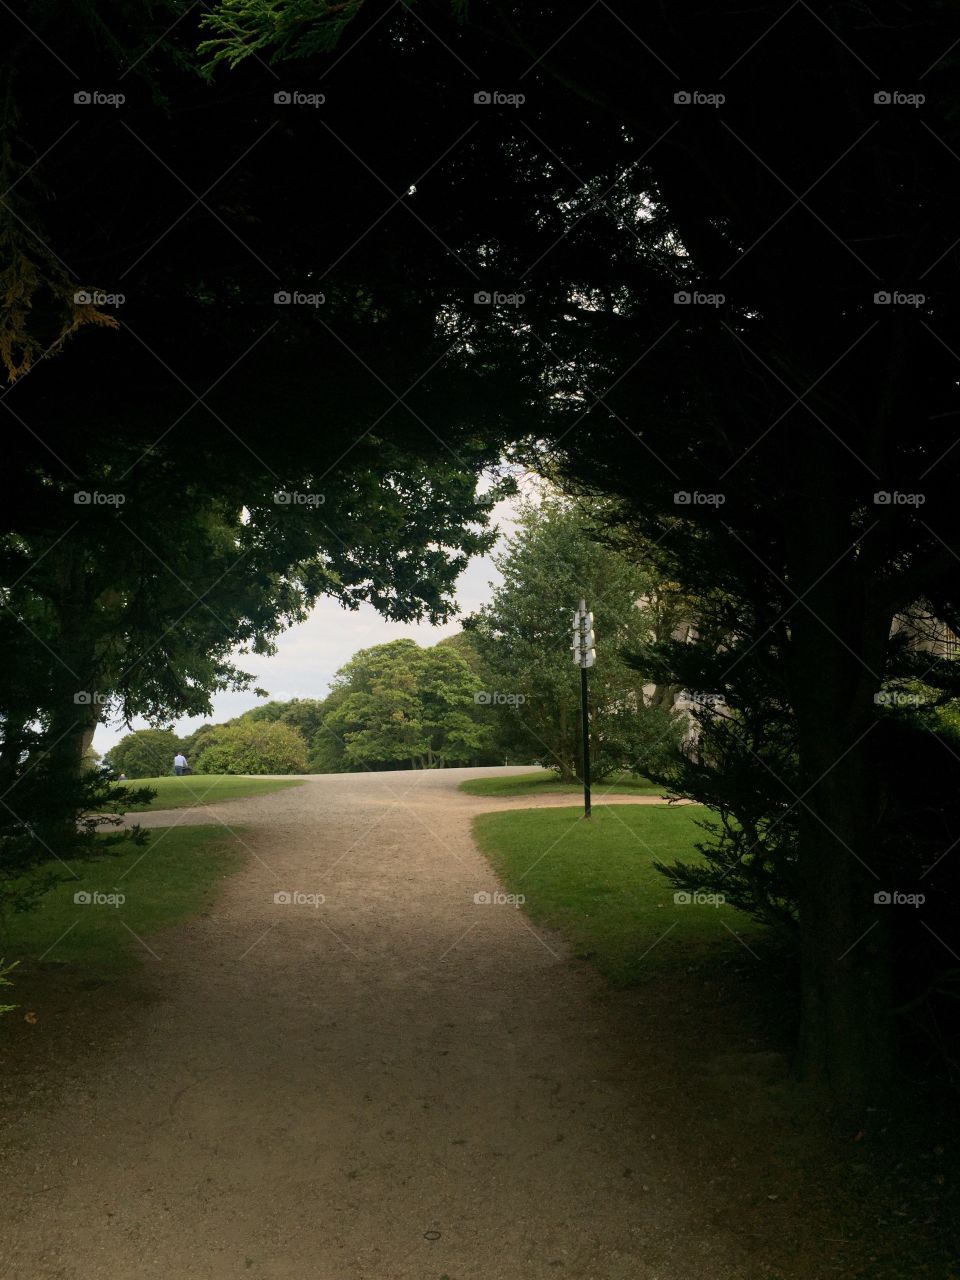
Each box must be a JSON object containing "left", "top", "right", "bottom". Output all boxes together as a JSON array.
[
  {"left": 573, "top": 599, "right": 595, "bottom": 820},
  {"left": 580, "top": 662, "right": 591, "bottom": 819}
]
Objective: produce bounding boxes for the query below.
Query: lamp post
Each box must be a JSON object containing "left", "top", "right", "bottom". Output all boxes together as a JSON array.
[{"left": 571, "top": 599, "right": 595, "bottom": 819}]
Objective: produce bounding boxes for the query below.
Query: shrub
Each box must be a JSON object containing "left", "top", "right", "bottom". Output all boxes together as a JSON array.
[
  {"left": 103, "top": 728, "right": 183, "bottom": 779},
  {"left": 194, "top": 720, "right": 308, "bottom": 774}
]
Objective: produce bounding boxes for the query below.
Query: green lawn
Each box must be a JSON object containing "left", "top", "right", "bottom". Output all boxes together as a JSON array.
[
  {"left": 472, "top": 804, "right": 761, "bottom": 984},
  {"left": 459, "top": 769, "right": 667, "bottom": 798},
  {"left": 116, "top": 774, "right": 305, "bottom": 812},
  {"left": 1, "top": 826, "right": 246, "bottom": 977}
]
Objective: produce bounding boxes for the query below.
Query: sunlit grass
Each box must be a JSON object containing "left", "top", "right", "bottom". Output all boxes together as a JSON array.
[
  {"left": 472, "top": 803, "right": 760, "bottom": 984},
  {"left": 2, "top": 826, "right": 246, "bottom": 977},
  {"left": 459, "top": 770, "right": 666, "bottom": 798},
  {"left": 116, "top": 774, "right": 304, "bottom": 812}
]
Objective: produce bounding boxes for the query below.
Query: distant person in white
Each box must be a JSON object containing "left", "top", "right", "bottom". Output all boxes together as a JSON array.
[{"left": 173, "top": 753, "right": 188, "bottom": 777}]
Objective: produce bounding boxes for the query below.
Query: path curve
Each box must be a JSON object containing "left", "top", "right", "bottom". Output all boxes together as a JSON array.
[
  {"left": 3, "top": 767, "right": 843, "bottom": 1279},
  {"left": 122, "top": 769, "right": 687, "bottom": 830}
]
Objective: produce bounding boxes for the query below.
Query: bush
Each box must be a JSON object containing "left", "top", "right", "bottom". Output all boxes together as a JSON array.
[
  {"left": 194, "top": 720, "right": 308, "bottom": 774},
  {"left": 178, "top": 722, "right": 219, "bottom": 765},
  {"left": 103, "top": 728, "right": 183, "bottom": 779}
]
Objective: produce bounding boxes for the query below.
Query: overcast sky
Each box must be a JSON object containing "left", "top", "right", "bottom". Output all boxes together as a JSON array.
[{"left": 92, "top": 487, "right": 526, "bottom": 756}]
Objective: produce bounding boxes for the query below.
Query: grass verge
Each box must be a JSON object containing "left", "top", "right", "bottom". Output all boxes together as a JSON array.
[
  {"left": 117, "top": 774, "right": 305, "bottom": 812},
  {"left": 2, "top": 825, "right": 246, "bottom": 978},
  {"left": 459, "top": 770, "right": 666, "bottom": 798},
  {"left": 472, "top": 803, "right": 761, "bottom": 984}
]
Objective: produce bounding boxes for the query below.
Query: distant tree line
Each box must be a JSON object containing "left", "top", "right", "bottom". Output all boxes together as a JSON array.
[{"left": 104, "top": 500, "right": 685, "bottom": 779}]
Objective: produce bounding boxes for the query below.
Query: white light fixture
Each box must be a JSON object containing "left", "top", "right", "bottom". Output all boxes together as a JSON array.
[{"left": 572, "top": 599, "right": 596, "bottom": 668}]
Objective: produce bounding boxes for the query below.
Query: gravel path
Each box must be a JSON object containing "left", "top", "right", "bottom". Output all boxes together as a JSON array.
[{"left": 2, "top": 768, "right": 843, "bottom": 1279}]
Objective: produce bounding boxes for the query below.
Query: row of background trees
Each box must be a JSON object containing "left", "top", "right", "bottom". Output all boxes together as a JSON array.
[{"left": 103, "top": 498, "right": 686, "bottom": 780}]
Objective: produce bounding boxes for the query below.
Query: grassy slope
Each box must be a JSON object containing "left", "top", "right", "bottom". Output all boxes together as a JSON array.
[
  {"left": 472, "top": 803, "right": 761, "bottom": 984},
  {"left": 2, "top": 826, "right": 246, "bottom": 977},
  {"left": 118, "top": 774, "right": 305, "bottom": 812},
  {"left": 459, "top": 770, "right": 666, "bottom": 798}
]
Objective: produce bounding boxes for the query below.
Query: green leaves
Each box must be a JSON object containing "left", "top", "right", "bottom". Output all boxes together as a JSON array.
[
  {"left": 194, "top": 719, "right": 309, "bottom": 773},
  {"left": 320, "top": 638, "right": 492, "bottom": 769},
  {"left": 468, "top": 497, "right": 683, "bottom": 779},
  {"left": 199, "top": 0, "right": 367, "bottom": 72}
]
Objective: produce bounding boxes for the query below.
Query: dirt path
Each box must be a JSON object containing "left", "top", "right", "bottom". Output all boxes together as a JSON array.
[{"left": 2, "top": 768, "right": 854, "bottom": 1279}]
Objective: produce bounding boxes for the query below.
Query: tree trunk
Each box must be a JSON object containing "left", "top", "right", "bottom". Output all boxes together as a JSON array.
[
  {"left": 793, "top": 697, "right": 892, "bottom": 1103},
  {"left": 39, "top": 543, "right": 102, "bottom": 845},
  {"left": 786, "top": 447, "right": 893, "bottom": 1107}
]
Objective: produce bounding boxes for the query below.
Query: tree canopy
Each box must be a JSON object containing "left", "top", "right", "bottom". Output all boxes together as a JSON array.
[
  {"left": 194, "top": 719, "right": 309, "bottom": 774},
  {"left": 466, "top": 498, "right": 682, "bottom": 781},
  {"left": 104, "top": 729, "right": 184, "bottom": 780},
  {"left": 319, "top": 639, "right": 492, "bottom": 770}
]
